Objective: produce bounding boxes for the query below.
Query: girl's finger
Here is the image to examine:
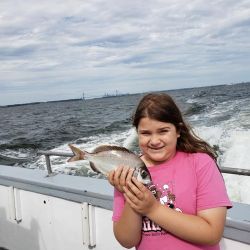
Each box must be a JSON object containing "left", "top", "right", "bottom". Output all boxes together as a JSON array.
[
  {"left": 107, "top": 170, "right": 115, "bottom": 185},
  {"left": 113, "top": 166, "right": 123, "bottom": 185},
  {"left": 119, "top": 166, "right": 130, "bottom": 186},
  {"left": 132, "top": 177, "right": 147, "bottom": 192},
  {"left": 123, "top": 186, "right": 139, "bottom": 205},
  {"left": 126, "top": 168, "right": 134, "bottom": 183},
  {"left": 126, "top": 181, "right": 144, "bottom": 200},
  {"left": 123, "top": 193, "right": 135, "bottom": 209}
]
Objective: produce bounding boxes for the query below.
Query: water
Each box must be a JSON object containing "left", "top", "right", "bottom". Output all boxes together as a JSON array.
[{"left": 0, "top": 82, "right": 249, "bottom": 204}]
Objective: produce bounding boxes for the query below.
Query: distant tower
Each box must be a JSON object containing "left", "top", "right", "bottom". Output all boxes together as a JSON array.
[{"left": 82, "top": 92, "right": 85, "bottom": 100}]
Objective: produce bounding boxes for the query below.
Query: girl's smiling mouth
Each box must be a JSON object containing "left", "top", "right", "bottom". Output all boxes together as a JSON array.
[{"left": 148, "top": 145, "right": 166, "bottom": 151}]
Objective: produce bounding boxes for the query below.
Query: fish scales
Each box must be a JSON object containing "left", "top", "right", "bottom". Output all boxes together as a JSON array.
[{"left": 85, "top": 149, "right": 144, "bottom": 175}]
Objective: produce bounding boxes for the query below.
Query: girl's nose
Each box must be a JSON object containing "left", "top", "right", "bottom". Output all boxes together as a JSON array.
[{"left": 149, "top": 134, "right": 161, "bottom": 145}]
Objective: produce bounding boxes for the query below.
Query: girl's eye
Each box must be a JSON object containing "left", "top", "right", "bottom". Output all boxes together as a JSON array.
[
  {"left": 159, "top": 130, "right": 169, "bottom": 134},
  {"left": 140, "top": 131, "right": 151, "bottom": 135}
]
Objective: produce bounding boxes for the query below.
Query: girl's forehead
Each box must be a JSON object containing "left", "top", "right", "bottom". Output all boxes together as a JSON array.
[{"left": 138, "top": 117, "right": 174, "bottom": 128}]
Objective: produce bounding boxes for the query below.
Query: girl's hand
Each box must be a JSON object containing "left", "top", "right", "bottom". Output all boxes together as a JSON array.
[
  {"left": 108, "top": 166, "right": 134, "bottom": 193},
  {"left": 123, "top": 177, "right": 160, "bottom": 216}
]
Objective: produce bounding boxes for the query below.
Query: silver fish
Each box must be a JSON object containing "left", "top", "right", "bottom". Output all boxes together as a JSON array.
[{"left": 68, "top": 144, "right": 153, "bottom": 186}]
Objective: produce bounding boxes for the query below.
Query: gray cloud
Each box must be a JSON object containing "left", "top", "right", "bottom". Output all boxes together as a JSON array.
[{"left": 0, "top": 0, "right": 250, "bottom": 105}]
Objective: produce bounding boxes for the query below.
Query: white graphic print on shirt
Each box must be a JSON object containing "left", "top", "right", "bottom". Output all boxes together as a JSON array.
[{"left": 142, "top": 182, "right": 182, "bottom": 233}]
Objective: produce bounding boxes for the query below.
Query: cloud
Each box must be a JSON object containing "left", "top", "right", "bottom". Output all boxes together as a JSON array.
[{"left": 0, "top": 0, "right": 250, "bottom": 105}]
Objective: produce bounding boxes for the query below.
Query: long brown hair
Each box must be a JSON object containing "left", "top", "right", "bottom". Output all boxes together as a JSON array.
[{"left": 132, "top": 93, "right": 218, "bottom": 161}]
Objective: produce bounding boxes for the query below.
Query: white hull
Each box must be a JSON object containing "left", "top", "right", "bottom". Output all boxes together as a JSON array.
[{"left": 0, "top": 165, "right": 249, "bottom": 250}]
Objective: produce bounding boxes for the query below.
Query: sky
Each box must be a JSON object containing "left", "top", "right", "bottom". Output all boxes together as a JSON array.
[{"left": 0, "top": 0, "right": 250, "bottom": 105}]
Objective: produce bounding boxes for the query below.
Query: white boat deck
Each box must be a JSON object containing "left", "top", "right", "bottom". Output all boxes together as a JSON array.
[{"left": 0, "top": 164, "right": 249, "bottom": 250}]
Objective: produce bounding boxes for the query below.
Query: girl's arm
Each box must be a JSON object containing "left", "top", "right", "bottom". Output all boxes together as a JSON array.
[
  {"left": 124, "top": 177, "right": 227, "bottom": 246},
  {"left": 108, "top": 167, "right": 142, "bottom": 248},
  {"left": 113, "top": 203, "right": 142, "bottom": 248},
  {"left": 147, "top": 203, "right": 226, "bottom": 245}
]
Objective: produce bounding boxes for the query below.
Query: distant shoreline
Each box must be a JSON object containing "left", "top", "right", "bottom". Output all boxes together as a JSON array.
[
  {"left": 1, "top": 98, "right": 82, "bottom": 108},
  {"left": 1, "top": 81, "right": 249, "bottom": 108}
]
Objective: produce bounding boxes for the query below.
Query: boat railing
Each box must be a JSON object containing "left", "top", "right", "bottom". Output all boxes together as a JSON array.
[
  {"left": 37, "top": 150, "right": 250, "bottom": 177},
  {"left": 37, "top": 150, "right": 73, "bottom": 176}
]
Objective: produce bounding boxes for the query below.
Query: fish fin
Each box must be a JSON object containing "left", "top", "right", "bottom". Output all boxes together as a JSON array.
[
  {"left": 67, "top": 144, "right": 85, "bottom": 162},
  {"left": 93, "top": 145, "right": 132, "bottom": 154},
  {"left": 89, "top": 161, "right": 101, "bottom": 174}
]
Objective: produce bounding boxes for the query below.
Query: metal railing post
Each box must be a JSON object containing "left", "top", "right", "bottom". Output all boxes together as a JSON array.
[
  {"left": 37, "top": 150, "right": 74, "bottom": 177},
  {"left": 45, "top": 155, "right": 53, "bottom": 175}
]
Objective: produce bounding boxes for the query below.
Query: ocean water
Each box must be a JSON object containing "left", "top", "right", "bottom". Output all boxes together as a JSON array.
[{"left": 0, "top": 82, "right": 249, "bottom": 204}]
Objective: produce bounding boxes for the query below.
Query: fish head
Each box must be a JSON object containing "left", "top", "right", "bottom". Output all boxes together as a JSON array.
[
  {"left": 134, "top": 166, "right": 160, "bottom": 199},
  {"left": 134, "top": 165, "right": 152, "bottom": 186}
]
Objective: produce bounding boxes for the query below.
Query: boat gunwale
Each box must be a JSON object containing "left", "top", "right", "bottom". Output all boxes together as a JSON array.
[{"left": 0, "top": 164, "right": 249, "bottom": 244}]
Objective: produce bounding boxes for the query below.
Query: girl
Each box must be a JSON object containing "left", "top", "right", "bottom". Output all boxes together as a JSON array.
[{"left": 108, "top": 93, "right": 232, "bottom": 250}]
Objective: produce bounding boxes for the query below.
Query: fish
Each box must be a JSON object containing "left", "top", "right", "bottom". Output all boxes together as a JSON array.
[{"left": 67, "top": 144, "right": 157, "bottom": 194}]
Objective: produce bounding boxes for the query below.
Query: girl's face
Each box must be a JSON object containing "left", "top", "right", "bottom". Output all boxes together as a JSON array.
[{"left": 138, "top": 117, "right": 180, "bottom": 166}]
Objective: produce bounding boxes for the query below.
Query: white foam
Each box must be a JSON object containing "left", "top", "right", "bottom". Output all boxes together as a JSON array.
[
  {"left": 194, "top": 126, "right": 224, "bottom": 149},
  {"left": 186, "top": 98, "right": 196, "bottom": 104},
  {"left": 122, "top": 128, "right": 138, "bottom": 149},
  {"left": 223, "top": 174, "right": 250, "bottom": 204},
  {"left": 3, "top": 149, "right": 31, "bottom": 158},
  {"left": 194, "top": 125, "right": 250, "bottom": 204},
  {"left": 220, "top": 130, "right": 250, "bottom": 169}
]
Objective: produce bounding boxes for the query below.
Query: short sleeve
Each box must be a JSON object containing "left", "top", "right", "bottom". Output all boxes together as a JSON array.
[
  {"left": 195, "top": 153, "right": 232, "bottom": 211},
  {"left": 112, "top": 188, "right": 125, "bottom": 221}
]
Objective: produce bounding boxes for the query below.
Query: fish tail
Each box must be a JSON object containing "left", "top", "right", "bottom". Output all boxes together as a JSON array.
[{"left": 67, "top": 144, "right": 85, "bottom": 162}]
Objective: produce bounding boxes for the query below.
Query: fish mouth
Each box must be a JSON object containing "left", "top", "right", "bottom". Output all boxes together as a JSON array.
[
  {"left": 145, "top": 181, "right": 153, "bottom": 187},
  {"left": 144, "top": 180, "right": 153, "bottom": 186}
]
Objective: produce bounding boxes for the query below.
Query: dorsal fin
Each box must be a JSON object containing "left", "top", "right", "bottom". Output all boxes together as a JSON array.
[{"left": 92, "top": 145, "right": 132, "bottom": 154}]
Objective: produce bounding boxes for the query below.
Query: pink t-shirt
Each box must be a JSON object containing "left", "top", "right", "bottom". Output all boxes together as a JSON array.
[{"left": 112, "top": 151, "right": 232, "bottom": 250}]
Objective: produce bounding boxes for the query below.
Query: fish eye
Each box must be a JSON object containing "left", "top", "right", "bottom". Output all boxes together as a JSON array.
[{"left": 141, "top": 170, "right": 148, "bottom": 178}]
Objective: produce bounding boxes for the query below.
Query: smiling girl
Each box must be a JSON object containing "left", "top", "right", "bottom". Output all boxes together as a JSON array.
[{"left": 108, "top": 93, "right": 232, "bottom": 250}]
